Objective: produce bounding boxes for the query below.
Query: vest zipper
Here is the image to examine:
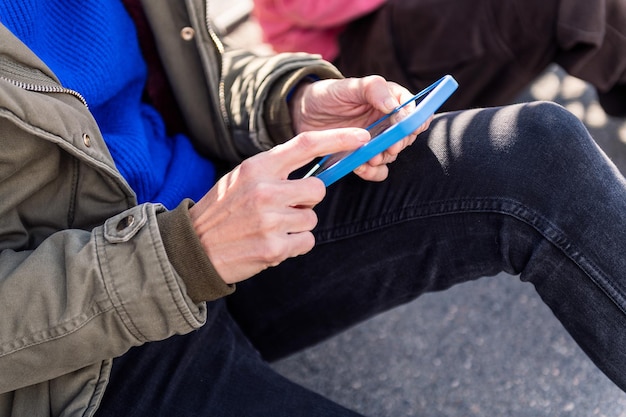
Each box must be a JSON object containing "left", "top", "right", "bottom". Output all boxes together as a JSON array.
[{"left": 0, "top": 75, "right": 89, "bottom": 108}]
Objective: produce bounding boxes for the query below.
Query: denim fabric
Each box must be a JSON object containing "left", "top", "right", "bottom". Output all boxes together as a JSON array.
[
  {"left": 97, "top": 102, "right": 626, "bottom": 416},
  {"left": 95, "top": 299, "right": 363, "bottom": 416}
]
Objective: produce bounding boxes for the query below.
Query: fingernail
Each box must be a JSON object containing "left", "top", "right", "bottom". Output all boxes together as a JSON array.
[
  {"left": 355, "top": 129, "right": 370, "bottom": 143},
  {"left": 354, "top": 165, "right": 365, "bottom": 174},
  {"left": 384, "top": 98, "right": 398, "bottom": 112}
]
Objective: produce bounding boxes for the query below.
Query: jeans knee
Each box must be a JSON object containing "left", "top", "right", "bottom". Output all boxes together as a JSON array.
[
  {"left": 426, "top": 101, "right": 596, "bottom": 190},
  {"left": 525, "top": 101, "right": 586, "bottom": 138},
  {"left": 513, "top": 101, "right": 592, "bottom": 159},
  {"left": 466, "top": 101, "right": 598, "bottom": 198}
]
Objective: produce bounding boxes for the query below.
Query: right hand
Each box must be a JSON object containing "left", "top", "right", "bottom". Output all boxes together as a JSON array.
[
  {"left": 290, "top": 76, "right": 432, "bottom": 182},
  {"left": 189, "top": 127, "right": 370, "bottom": 284}
]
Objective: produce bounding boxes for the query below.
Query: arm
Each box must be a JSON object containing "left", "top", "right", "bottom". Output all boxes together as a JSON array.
[
  {"left": 141, "top": 0, "right": 343, "bottom": 163},
  {"left": 189, "top": 76, "right": 431, "bottom": 283},
  {"left": 0, "top": 61, "right": 211, "bottom": 392},
  {"left": 0, "top": 206, "right": 207, "bottom": 393},
  {"left": 220, "top": 48, "right": 342, "bottom": 156}
]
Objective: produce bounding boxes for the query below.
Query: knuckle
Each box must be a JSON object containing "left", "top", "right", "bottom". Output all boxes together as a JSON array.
[
  {"left": 249, "top": 182, "right": 278, "bottom": 206},
  {"left": 255, "top": 211, "right": 280, "bottom": 234},
  {"left": 364, "top": 74, "right": 386, "bottom": 86},
  {"left": 238, "top": 158, "right": 259, "bottom": 178},
  {"left": 308, "top": 178, "right": 327, "bottom": 201},
  {"left": 261, "top": 239, "right": 287, "bottom": 264},
  {"left": 294, "top": 131, "right": 318, "bottom": 151},
  {"left": 301, "top": 209, "right": 319, "bottom": 230},
  {"left": 299, "top": 232, "right": 316, "bottom": 255}
]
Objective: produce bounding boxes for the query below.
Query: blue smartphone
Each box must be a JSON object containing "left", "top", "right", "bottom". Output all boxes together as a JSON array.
[{"left": 303, "top": 74, "right": 458, "bottom": 186}]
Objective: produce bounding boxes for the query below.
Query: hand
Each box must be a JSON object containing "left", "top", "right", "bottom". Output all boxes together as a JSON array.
[
  {"left": 290, "top": 75, "right": 432, "bottom": 182},
  {"left": 189, "top": 128, "right": 370, "bottom": 284}
]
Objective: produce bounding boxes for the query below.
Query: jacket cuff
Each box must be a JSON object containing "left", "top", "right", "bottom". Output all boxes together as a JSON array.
[
  {"left": 156, "top": 199, "right": 235, "bottom": 303},
  {"left": 264, "top": 65, "right": 343, "bottom": 145}
]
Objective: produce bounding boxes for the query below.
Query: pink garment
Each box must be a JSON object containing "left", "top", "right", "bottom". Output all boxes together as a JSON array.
[{"left": 253, "top": 0, "right": 386, "bottom": 61}]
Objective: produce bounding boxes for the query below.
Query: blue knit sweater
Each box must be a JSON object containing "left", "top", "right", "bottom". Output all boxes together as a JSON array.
[{"left": 0, "top": 0, "right": 216, "bottom": 209}]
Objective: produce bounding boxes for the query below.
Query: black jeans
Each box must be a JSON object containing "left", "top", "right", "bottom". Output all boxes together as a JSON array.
[{"left": 96, "top": 102, "right": 626, "bottom": 416}]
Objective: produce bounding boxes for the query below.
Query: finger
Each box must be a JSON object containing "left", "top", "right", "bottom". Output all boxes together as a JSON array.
[
  {"left": 366, "top": 150, "right": 398, "bottom": 167},
  {"left": 354, "top": 163, "right": 389, "bottom": 182},
  {"left": 267, "top": 216, "right": 318, "bottom": 262},
  {"left": 383, "top": 114, "right": 434, "bottom": 155},
  {"left": 259, "top": 230, "right": 316, "bottom": 270},
  {"left": 267, "top": 127, "right": 370, "bottom": 177},
  {"left": 360, "top": 76, "right": 410, "bottom": 114},
  {"left": 385, "top": 138, "right": 411, "bottom": 157},
  {"left": 286, "top": 230, "right": 316, "bottom": 258},
  {"left": 388, "top": 82, "right": 418, "bottom": 110},
  {"left": 284, "top": 177, "right": 327, "bottom": 209},
  {"left": 241, "top": 175, "right": 326, "bottom": 213},
  {"left": 282, "top": 207, "right": 319, "bottom": 234}
]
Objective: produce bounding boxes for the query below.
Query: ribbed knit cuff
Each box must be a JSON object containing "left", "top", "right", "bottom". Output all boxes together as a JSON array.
[
  {"left": 156, "top": 199, "right": 235, "bottom": 303},
  {"left": 264, "top": 65, "right": 343, "bottom": 145}
]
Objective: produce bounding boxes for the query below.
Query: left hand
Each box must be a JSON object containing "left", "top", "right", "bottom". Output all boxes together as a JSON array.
[{"left": 290, "top": 75, "right": 432, "bottom": 182}]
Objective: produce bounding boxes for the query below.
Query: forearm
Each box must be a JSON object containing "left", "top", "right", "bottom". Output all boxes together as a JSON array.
[
  {"left": 223, "top": 49, "right": 342, "bottom": 155},
  {"left": 141, "top": 0, "right": 342, "bottom": 162},
  {"left": 263, "top": 65, "right": 343, "bottom": 143}
]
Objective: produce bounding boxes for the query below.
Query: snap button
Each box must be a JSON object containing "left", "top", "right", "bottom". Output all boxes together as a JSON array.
[
  {"left": 104, "top": 208, "right": 148, "bottom": 243},
  {"left": 116, "top": 215, "right": 135, "bottom": 231},
  {"left": 82, "top": 133, "right": 91, "bottom": 147},
  {"left": 180, "top": 27, "right": 195, "bottom": 41}
]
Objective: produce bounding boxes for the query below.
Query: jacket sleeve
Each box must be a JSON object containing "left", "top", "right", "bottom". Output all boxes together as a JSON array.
[
  {"left": 141, "top": 0, "right": 343, "bottom": 163},
  {"left": 0, "top": 203, "right": 208, "bottom": 393},
  {"left": 0, "top": 64, "right": 208, "bottom": 392},
  {"left": 221, "top": 48, "right": 343, "bottom": 156}
]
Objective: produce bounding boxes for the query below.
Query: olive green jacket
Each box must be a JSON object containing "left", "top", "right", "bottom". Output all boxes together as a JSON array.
[{"left": 0, "top": 1, "right": 340, "bottom": 416}]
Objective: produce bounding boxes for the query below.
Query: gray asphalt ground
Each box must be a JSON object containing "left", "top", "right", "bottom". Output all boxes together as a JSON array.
[{"left": 222, "top": 11, "right": 626, "bottom": 417}]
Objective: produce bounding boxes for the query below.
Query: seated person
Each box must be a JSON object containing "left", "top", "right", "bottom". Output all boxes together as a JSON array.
[
  {"left": 1, "top": 0, "right": 626, "bottom": 416},
  {"left": 253, "top": 0, "right": 626, "bottom": 116}
]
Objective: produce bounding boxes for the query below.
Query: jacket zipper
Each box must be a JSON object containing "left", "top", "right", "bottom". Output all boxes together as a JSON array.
[
  {"left": 204, "top": 1, "right": 231, "bottom": 130},
  {"left": 0, "top": 75, "right": 88, "bottom": 108}
]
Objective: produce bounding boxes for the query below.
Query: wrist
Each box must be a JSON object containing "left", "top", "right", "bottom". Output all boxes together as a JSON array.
[
  {"left": 157, "top": 199, "right": 235, "bottom": 303},
  {"left": 288, "top": 78, "right": 314, "bottom": 134},
  {"left": 264, "top": 65, "right": 343, "bottom": 145}
]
